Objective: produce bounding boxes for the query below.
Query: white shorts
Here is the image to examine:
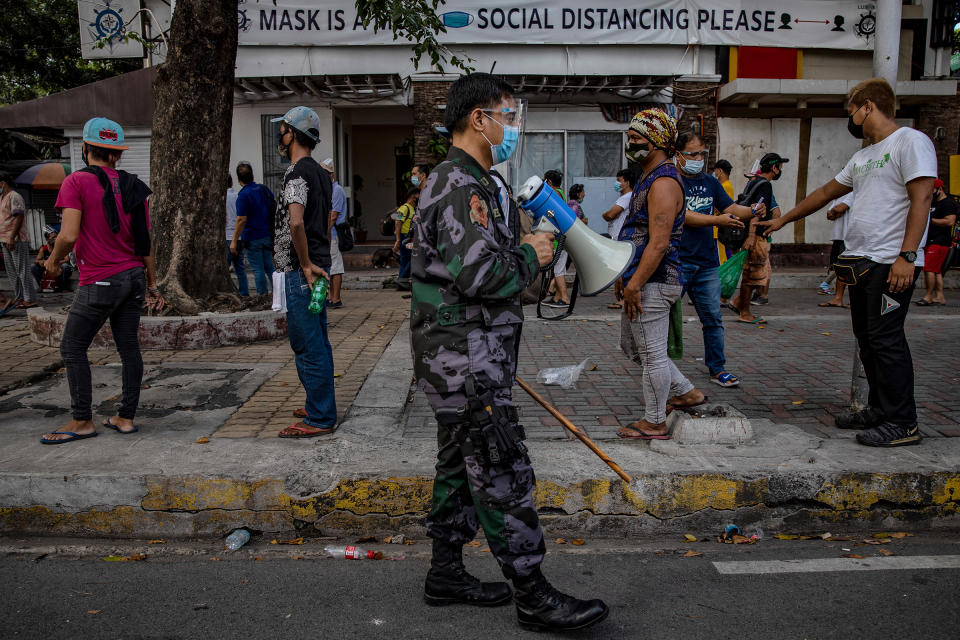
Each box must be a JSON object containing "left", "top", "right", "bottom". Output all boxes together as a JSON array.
[
  {"left": 553, "top": 250, "right": 568, "bottom": 277},
  {"left": 330, "top": 235, "right": 345, "bottom": 275}
]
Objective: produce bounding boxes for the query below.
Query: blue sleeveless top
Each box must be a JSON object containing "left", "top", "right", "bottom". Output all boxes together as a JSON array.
[{"left": 618, "top": 162, "right": 685, "bottom": 286}]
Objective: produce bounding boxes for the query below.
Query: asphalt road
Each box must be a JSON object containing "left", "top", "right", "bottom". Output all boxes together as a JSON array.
[{"left": 2, "top": 535, "right": 959, "bottom": 639}]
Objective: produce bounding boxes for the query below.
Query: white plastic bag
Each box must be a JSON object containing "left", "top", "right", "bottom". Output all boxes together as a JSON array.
[{"left": 535, "top": 358, "right": 591, "bottom": 389}]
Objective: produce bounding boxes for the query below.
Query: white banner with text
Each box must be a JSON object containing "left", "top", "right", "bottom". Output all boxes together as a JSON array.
[{"left": 237, "top": 0, "right": 877, "bottom": 50}]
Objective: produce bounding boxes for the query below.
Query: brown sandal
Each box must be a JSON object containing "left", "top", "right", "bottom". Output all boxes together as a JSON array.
[
  {"left": 292, "top": 407, "right": 307, "bottom": 419},
  {"left": 278, "top": 422, "right": 336, "bottom": 438},
  {"left": 617, "top": 423, "right": 670, "bottom": 440}
]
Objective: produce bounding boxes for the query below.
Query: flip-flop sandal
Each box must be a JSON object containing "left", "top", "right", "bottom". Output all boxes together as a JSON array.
[
  {"left": 292, "top": 407, "right": 308, "bottom": 419},
  {"left": 617, "top": 425, "right": 670, "bottom": 440},
  {"left": 710, "top": 372, "right": 739, "bottom": 387},
  {"left": 40, "top": 431, "right": 98, "bottom": 445},
  {"left": 913, "top": 299, "right": 933, "bottom": 306},
  {"left": 736, "top": 317, "right": 765, "bottom": 324},
  {"left": 723, "top": 302, "right": 740, "bottom": 313},
  {"left": 607, "top": 302, "right": 623, "bottom": 309},
  {"left": 278, "top": 422, "right": 336, "bottom": 438},
  {"left": 103, "top": 419, "right": 138, "bottom": 434},
  {"left": 15, "top": 301, "right": 38, "bottom": 309},
  {"left": 818, "top": 301, "right": 845, "bottom": 308}
]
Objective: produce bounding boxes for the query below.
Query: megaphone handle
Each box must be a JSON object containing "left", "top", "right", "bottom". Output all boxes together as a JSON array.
[{"left": 539, "top": 231, "right": 566, "bottom": 274}]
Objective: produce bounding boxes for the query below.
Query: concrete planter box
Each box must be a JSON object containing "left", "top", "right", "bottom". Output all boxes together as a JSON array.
[{"left": 28, "top": 307, "right": 288, "bottom": 351}]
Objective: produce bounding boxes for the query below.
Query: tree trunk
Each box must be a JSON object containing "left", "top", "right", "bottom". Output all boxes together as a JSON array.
[{"left": 150, "top": 0, "right": 237, "bottom": 315}]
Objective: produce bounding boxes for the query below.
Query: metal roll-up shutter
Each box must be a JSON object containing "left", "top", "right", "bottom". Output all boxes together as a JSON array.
[{"left": 69, "top": 135, "right": 152, "bottom": 187}]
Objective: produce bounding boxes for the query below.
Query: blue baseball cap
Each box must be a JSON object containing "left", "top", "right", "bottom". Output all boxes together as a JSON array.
[
  {"left": 270, "top": 106, "right": 320, "bottom": 143},
  {"left": 82, "top": 117, "right": 129, "bottom": 150}
]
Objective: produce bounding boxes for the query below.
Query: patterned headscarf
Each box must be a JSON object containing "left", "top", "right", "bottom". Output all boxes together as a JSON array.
[{"left": 629, "top": 108, "right": 678, "bottom": 152}]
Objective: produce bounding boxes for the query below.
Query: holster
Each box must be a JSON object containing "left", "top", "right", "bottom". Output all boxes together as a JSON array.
[
  {"left": 436, "top": 378, "right": 528, "bottom": 466},
  {"left": 832, "top": 255, "right": 875, "bottom": 286}
]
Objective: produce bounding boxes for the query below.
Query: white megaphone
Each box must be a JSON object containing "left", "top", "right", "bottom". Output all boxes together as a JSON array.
[{"left": 516, "top": 176, "right": 634, "bottom": 296}]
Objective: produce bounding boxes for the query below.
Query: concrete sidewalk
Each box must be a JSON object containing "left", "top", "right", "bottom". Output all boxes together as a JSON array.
[{"left": 0, "top": 288, "right": 958, "bottom": 540}]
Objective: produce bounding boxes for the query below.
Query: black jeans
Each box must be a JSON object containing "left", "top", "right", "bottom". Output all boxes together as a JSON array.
[
  {"left": 847, "top": 262, "right": 920, "bottom": 426},
  {"left": 61, "top": 267, "right": 145, "bottom": 421}
]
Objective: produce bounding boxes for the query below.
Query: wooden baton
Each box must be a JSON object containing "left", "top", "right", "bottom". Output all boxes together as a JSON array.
[{"left": 515, "top": 376, "right": 632, "bottom": 483}]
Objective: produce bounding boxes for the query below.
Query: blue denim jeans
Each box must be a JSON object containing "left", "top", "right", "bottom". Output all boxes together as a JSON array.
[
  {"left": 226, "top": 246, "right": 249, "bottom": 296},
  {"left": 246, "top": 236, "right": 274, "bottom": 296},
  {"left": 681, "top": 263, "right": 726, "bottom": 376},
  {"left": 284, "top": 269, "right": 337, "bottom": 428},
  {"left": 398, "top": 233, "right": 412, "bottom": 280}
]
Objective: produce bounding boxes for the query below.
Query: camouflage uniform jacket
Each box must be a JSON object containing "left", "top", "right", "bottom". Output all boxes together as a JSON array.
[{"left": 410, "top": 147, "right": 540, "bottom": 395}]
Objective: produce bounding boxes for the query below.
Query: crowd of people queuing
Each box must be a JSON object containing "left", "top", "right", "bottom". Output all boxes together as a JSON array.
[{"left": 2, "top": 69, "right": 954, "bottom": 633}]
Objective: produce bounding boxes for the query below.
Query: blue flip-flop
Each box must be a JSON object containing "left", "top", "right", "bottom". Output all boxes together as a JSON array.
[
  {"left": 40, "top": 431, "right": 98, "bottom": 445},
  {"left": 103, "top": 419, "right": 138, "bottom": 434}
]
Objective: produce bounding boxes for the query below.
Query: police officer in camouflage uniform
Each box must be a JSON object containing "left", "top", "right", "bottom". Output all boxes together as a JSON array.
[{"left": 410, "top": 73, "right": 608, "bottom": 632}]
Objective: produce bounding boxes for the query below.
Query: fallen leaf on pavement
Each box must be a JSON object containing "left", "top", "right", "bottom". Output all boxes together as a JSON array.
[
  {"left": 878, "top": 549, "right": 895, "bottom": 557},
  {"left": 104, "top": 554, "right": 146, "bottom": 562},
  {"left": 209, "top": 557, "right": 220, "bottom": 562},
  {"left": 240, "top": 579, "right": 249, "bottom": 584},
  {"left": 374, "top": 552, "right": 385, "bottom": 560},
  {"left": 843, "top": 554, "right": 866, "bottom": 559},
  {"left": 822, "top": 332, "right": 831, "bottom": 336},
  {"left": 254, "top": 557, "right": 263, "bottom": 562},
  {"left": 270, "top": 539, "right": 278, "bottom": 545},
  {"left": 571, "top": 539, "right": 586, "bottom": 546},
  {"left": 384, "top": 534, "right": 406, "bottom": 544},
  {"left": 355, "top": 536, "right": 377, "bottom": 543},
  {"left": 554, "top": 538, "right": 567, "bottom": 544},
  {"left": 588, "top": 363, "right": 598, "bottom": 371},
  {"left": 863, "top": 538, "right": 892, "bottom": 545},
  {"left": 292, "top": 555, "right": 305, "bottom": 560},
  {"left": 885, "top": 532, "right": 912, "bottom": 539},
  {"left": 87, "top": 610, "right": 102, "bottom": 615},
  {"left": 404, "top": 539, "right": 416, "bottom": 545},
  {"left": 683, "top": 550, "right": 703, "bottom": 558},
  {"left": 774, "top": 534, "right": 800, "bottom": 540},
  {"left": 147, "top": 539, "right": 166, "bottom": 545},
  {"left": 481, "top": 547, "right": 491, "bottom": 552},
  {"left": 731, "top": 535, "right": 754, "bottom": 545},
  {"left": 333, "top": 373, "right": 341, "bottom": 378},
  {"left": 792, "top": 401, "right": 804, "bottom": 405},
  {"left": 466, "top": 540, "right": 484, "bottom": 547},
  {"left": 195, "top": 437, "right": 210, "bottom": 444},
  {"left": 683, "top": 534, "right": 698, "bottom": 542},
  {"left": 277, "top": 537, "right": 304, "bottom": 545}
]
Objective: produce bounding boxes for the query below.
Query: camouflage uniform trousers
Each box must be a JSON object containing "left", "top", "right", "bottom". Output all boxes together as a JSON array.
[{"left": 424, "top": 386, "right": 546, "bottom": 581}]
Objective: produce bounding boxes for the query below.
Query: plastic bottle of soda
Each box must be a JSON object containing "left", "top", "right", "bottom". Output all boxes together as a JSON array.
[
  {"left": 308, "top": 276, "right": 329, "bottom": 313},
  {"left": 324, "top": 545, "right": 375, "bottom": 560}
]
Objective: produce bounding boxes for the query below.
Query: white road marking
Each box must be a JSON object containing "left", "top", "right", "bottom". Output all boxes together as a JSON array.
[{"left": 712, "top": 555, "right": 960, "bottom": 575}]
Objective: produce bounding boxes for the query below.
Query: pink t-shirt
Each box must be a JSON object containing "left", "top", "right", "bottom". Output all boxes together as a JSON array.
[{"left": 55, "top": 169, "right": 150, "bottom": 286}]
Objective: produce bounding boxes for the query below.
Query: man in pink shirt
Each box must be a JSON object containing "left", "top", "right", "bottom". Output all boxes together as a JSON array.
[{"left": 40, "top": 117, "right": 164, "bottom": 444}]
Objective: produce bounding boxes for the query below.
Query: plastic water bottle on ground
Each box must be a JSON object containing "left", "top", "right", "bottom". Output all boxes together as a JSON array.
[
  {"left": 224, "top": 528, "right": 251, "bottom": 551},
  {"left": 324, "top": 545, "right": 375, "bottom": 560}
]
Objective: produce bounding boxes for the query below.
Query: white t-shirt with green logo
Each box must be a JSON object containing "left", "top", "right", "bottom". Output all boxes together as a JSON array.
[{"left": 835, "top": 127, "right": 936, "bottom": 266}]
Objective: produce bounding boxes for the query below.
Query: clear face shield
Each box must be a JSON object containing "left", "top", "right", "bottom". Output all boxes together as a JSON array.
[
  {"left": 677, "top": 147, "right": 709, "bottom": 174},
  {"left": 482, "top": 97, "right": 527, "bottom": 168}
]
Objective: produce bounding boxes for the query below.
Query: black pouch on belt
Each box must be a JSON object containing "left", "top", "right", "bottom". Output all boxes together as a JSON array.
[
  {"left": 832, "top": 255, "right": 875, "bottom": 286},
  {"left": 464, "top": 378, "right": 528, "bottom": 465}
]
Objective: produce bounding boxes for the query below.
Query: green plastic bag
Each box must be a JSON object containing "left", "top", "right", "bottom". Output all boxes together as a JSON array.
[
  {"left": 718, "top": 250, "right": 749, "bottom": 300},
  {"left": 667, "top": 298, "right": 683, "bottom": 360}
]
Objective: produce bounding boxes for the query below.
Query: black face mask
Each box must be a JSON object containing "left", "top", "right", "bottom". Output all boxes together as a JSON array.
[
  {"left": 772, "top": 168, "right": 781, "bottom": 181},
  {"left": 847, "top": 105, "right": 868, "bottom": 140}
]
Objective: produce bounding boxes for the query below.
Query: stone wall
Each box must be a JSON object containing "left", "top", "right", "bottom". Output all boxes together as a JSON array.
[
  {"left": 412, "top": 80, "right": 453, "bottom": 165},
  {"left": 913, "top": 85, "right": 960, "bottom": 183}
]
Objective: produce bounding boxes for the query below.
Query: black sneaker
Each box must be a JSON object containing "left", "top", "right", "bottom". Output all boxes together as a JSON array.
[
  {"left": 835, "top": 407, "right": 885, "bottom": 430},
  {"left": 856, "top": 422, "right": 921, "bottom": 447},
  {"left": 753, "top": 296, "right": 769, "bottom": 305}
]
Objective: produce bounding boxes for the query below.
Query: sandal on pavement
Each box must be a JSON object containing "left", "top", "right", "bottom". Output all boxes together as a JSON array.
[
  {"left": 665, "top": 395, "right": 709, "bottom": 415},
  {"left": 913, "top": 299, "right": 933, "bottom": 306},
  {"left": 278, "top": 422, "right": 336, "bottom": 438},
  {"left": 607, "top": 302, "right": 623, "bottom": 309},
  {"left": 736, "top": 316, "right": 765, "bottom": 324},
  {"left": 710, "top": 372, "right": 740, "bottom": 387},
  {"left": 103, "top": 419, "right": 138, "bottom": 434},
  {"left": 292, "top": 407, "right": 308, "bottom": 419},
  {"left": 15, "top": 301, "right": 38, "bottom": 309},
  {"left": 617, "top": 423, "right": 670, "bottom": 440},
  {"left": 818, "top": 301, "right": 847, "bottom": 308},
  {"left": 40, "top": 430, "right": 98, "bottom": 445}
]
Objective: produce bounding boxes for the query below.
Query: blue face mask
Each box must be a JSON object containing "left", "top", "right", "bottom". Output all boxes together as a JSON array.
[
  {"left": 482, "top": 113, "right": 520, "bottom": 164},
  {"left": 615, "top": 183, "right": 623, "bottom": 194},
  {"left": 682, "top": 159, "right": 704, "bottom": 174},
  {"left": 410, "top": 176, "right": 421, "bottom": 186}
]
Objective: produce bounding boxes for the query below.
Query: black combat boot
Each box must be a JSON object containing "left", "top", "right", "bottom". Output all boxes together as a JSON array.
[
  {"left": 424, "top": 540, "right": 512, "bottom": 607},
  {"left": 512, "top": 570, "right": 608, "bottom": 632}
]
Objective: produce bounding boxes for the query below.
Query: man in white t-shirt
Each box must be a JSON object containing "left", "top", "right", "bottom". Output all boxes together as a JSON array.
[
  {"left": 601, "top": 169, "right": 636, "bottom": 309},
  {"left": 760, "top": 78, "right": 935, "bottom": 448}
]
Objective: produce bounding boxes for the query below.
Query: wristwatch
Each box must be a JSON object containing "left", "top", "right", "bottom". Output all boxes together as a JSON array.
[{"left": 899, "top": 251, "right": 917, "bottom": 263}]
